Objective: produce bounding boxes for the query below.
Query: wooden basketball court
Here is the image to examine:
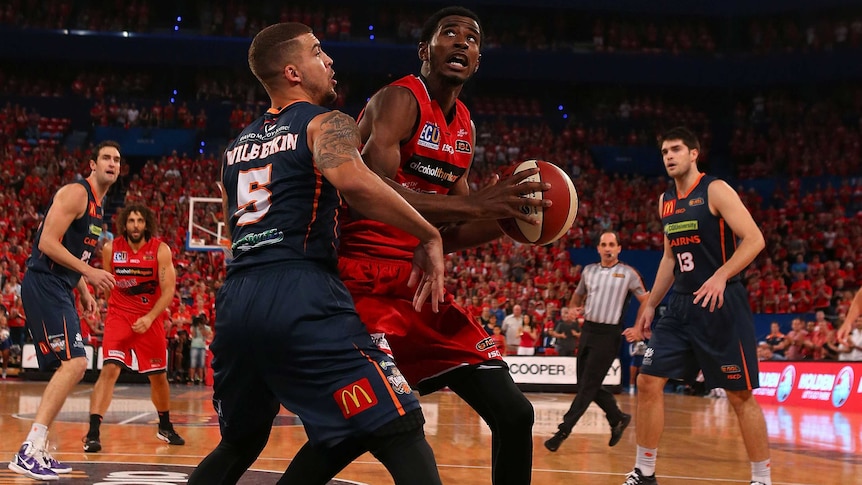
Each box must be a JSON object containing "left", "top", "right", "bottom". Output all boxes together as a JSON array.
[{"left": 0, "top": 380, "right": 857, "bottom": 484}]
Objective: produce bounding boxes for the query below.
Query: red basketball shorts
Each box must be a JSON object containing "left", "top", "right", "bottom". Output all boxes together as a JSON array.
[
  {"left": 101, "top": 311, "right": 168, "bottom": 373},
  {"left": 339, "top": 255, "right": 503, "bottom": 394}
]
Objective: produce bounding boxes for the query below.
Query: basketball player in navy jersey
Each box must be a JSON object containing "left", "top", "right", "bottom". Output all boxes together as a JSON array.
[
  {"left": 284, "top": 7, "right": 541, "bottom": 485},
  {"left": 621, "top": 127, "right": 771, "bottom": 485},
  {"left": 188, "top": 23, "right": 445, "bottom": 485},
  {"left": 9, "top": 141, "right": 120, "bottom": 481}
]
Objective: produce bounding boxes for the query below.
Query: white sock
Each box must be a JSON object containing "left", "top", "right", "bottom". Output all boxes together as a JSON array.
[
  {"left": 635, "top": 445, "right": 657, "bottom": 477},
  {"left": 25, "top": 423, "right": 48, "bottom": 452},
  {"left": 751, "top": 459, "right": 771, "bottom": 485}
]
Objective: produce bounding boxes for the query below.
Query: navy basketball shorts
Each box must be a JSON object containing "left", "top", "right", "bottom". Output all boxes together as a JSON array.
[
  {"left": 210, "top": 261, "right": 422, "bottom": 448},
  {"left": 640, "top": 282, "right": 759, "bottom": 391},
  {"left": 21, "top": 272, "right": 87, "bottom": 370}
]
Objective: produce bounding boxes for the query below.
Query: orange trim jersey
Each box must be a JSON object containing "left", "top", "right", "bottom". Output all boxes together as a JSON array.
[
  {"left": 339, "top": 75, "right": 474, "bottom": 261},
  {"left": 108, "top": 236, "right": 161, "bottom": 315},
  {"left": 661, "top": 174, "right": 740, "bottom": 293}
]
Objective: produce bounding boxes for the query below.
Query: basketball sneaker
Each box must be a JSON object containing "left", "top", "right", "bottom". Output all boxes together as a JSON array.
[
  {"left": 8, "top": 442, "right": 59, "bottom": 481},
  {"left": 750, "top": 482, "right": 768, "bottom": 485},
  {"left": 622, "top": 468, "right": 658, "bottom": 485},
  {"left": 609, "top": 413, "right": 632, "bottom": 446},
  {"left": 83, "top": 434, "right": 102, "bottom": 453},
  {"left": 543, "top": 429, "right": 570, "bottom": 452},
  {"left": 157, "top": 426, "right": 186, "bottom": 445},
  {"left": 40, "top": 443, "right": 72, "bottom": 474}
]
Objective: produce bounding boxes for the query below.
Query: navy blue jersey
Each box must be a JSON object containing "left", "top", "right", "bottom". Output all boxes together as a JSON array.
[
  {"left": 26, "top": 179, "right": 104, "bottom": 289},
  {"left": 661, "top": 174, "right": 739, "bottom": 293},
  {"left": 222, "top": 102, "right": 339, "bottom": 274}
]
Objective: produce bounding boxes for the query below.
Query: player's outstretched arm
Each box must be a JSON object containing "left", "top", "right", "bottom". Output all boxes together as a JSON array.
[
  {"left": 359, "top": 86, "right": 547, "bottom": 224},
  {"left": 837, "top": 287, "right": 862, "bottom": 344},
  {"left": 309, "top": 110, "right": 445, "bottom": 311}
]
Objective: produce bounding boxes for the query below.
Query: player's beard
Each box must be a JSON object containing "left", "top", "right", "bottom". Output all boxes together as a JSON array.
[{"left": 128, "top": 232, "right": 144, "bottom": 244}]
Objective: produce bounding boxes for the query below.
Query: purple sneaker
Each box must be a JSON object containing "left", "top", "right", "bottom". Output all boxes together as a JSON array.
[
  {"left": 8, "top": 442, "right": 59, "bottom": 481},
  {"left": 40, "top": 442, "right": 72, "bottom": 473}
]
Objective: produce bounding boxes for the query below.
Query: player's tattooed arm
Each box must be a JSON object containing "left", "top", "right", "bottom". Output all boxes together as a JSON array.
[{"left": 313, "top": 111, "right": 362, "bottom": 171}]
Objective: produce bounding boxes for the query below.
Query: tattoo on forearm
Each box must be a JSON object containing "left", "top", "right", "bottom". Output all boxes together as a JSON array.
[
  {"left": 160, "top": 267, "right": 166, "bottom": 281},
  {"left": 314, "top": 112, "right": 360, "bottom": 170}
]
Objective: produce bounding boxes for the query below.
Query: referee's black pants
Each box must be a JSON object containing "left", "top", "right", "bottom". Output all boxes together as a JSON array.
[{"left": 558, "top": 321, "right": 626, "bottom": 433}]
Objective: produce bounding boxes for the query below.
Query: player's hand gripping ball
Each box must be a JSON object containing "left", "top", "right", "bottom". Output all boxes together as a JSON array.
[{"left": 497, "top": 159, "right": 579, "bottom": 245}]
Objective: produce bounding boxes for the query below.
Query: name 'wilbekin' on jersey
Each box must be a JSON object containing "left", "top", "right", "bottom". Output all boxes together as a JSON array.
[{"left": 225, "top": 129, "right": 299, "bottom": 166}]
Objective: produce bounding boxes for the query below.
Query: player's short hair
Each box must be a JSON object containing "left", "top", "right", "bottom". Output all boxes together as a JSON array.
[
  {"left": 93, "top": 140, "right": 121, "bottom": 160},
  {"left": 115, "top": 204, "right": 159, "bottom": 241},
  {"left": 659, "top": 126, "right": 700, "bottom": 152},
  {"left": 420, "top": 6, "right": 483, "bottom": 46},
  {"left": 248, "top": 22, "right": 313, "bottom": 92}
]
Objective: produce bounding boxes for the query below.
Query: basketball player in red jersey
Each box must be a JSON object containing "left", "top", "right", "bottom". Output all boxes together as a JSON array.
[
  {"left": 83, "top": 205, "right": 185, "bottom": 452},
  {"left": 282, "top": 6, "right": 542, "bottom": 485}
]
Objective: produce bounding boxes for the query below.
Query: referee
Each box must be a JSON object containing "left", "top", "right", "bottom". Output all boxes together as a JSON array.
[{"left": 544, "top": 231, "right": 649, "bottom": 452}]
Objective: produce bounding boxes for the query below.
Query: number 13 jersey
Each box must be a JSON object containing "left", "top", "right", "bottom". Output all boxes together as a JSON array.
[{"left": 661, "top": 173, "right": 740, "bottom": 293}]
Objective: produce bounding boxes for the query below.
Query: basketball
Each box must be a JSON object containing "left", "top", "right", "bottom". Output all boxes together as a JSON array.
[{"left": 497, "top": 160, "right": 579, "bottom": 245}]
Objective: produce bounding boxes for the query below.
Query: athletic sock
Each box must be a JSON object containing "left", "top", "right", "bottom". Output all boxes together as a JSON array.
[
  {"left": 635, "top": 445, "right": 657, "bottom": 477},
  {"left": 751, "top": 459, "right": 771, "bottom": 485},
  {"left": 25, "top": 423, "right": 49, "bottom": 451},
  {"left": 88, "top": 414, "right": 103, "bottom": 437},
  {"left": 158, "top": 411, "right": 171, "bottom": 429}
]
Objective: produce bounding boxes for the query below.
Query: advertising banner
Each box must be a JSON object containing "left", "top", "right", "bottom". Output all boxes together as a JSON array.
[{"left": 754, "top": 361, "right": 862, "bottom": 413}]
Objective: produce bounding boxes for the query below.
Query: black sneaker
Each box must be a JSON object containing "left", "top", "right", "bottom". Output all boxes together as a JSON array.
[
  {"left": 622, "top": 468, "right": 658, "bottom": 485},
  {"left": 157, "top": 427, "right": 185, "bottom": 445},
  {"left": 82, "top": 435, "right": 101, "bottom": 453},
  {"left": 609, "top": 413, "right": 632, "bottom": 447},
  {"left": 543, "top": 429, "right": 570, "bottom": 452}
]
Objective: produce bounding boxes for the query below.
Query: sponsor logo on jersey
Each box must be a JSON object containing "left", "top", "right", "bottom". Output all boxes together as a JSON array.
[
  {"left": 386, "top": 368, "right": 412, "bottom": 395},
  {"left": 457, "top": 128, "right": 469, "bottom": 137},
  {"left": 661, "top": 199, "right": 676, "bottom": 217},
  {"left": 113, "top": 251, "right": 128, "bottom": 263},
  {"left": 405, "top": 156, "right": 466, "bottom": 187},
  {"left": 225, "top": 133, "right": 299, "bottom": 166},
  {"left": 689, "top": 197, "right": 704, "bottom": 206},
  {"left": 417, "top": 122, "right": 441, "bottom": 150},
  {"left": 455, "top": 140, "right": 472, "bottom": 153},
  {"left": 232, "top": 228, "right": 284, "bottom": 252},
  {"left": 721, "top": 365, "right": 741, "bottom": 374},
  {"left": 334, "top": 378, "right": 378, "bottom": 418},
  {"left": 674, "top": 208, "right": 686, "bottom": 215},
  {"left": 88, "top": 202, "right": 98, "bottom": 217},
  {"left": 476, "top": 337, "right": 497, "bottom": 352},
  {"left": 114, "top": 267, "right": 155, "bottom": 277},
  {"left": 143, "top": 254, "right": 155, "bottom": 261},
  {"left": 669, "top": 235, "right": 701, "bottom": 247},
  {"left": 665, "top": 220, "right": 699, "bottom": 235},
  {"left": 89, "top": 224, "right": 102, "bottom": 236}
]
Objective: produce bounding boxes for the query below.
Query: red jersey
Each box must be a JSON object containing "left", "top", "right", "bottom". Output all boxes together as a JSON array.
[
  {"left": 108, "top": 236, "right": 162, "bottom": 315},
  {"left": 339, "top": 75, "right": 474, "bottom": 261}
]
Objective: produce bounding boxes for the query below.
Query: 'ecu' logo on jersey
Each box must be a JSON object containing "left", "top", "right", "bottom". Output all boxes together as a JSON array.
[
  {"left": 455, "top": 140, "right": 472, "bottom": 153},
  {"left": 417, "top": 122, "right": 440, "bottom": 150},
  {"left": 662, "top": 199, "right": 676, "bottom": 217},
  {"left": 113, "top": 251, "right": 128, "bottom": 263}
]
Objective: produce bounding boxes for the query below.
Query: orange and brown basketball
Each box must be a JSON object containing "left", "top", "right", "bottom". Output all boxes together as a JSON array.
[{"left": 497, "top": 159, "right": 579, "bottom": 245}]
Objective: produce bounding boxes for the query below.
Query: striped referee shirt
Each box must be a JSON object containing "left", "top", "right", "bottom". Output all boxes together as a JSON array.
[{"left": 576, "top": 262, "right": 647, "bottom": 325}]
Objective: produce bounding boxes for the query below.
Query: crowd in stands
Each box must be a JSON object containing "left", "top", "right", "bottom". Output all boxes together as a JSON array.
[{"left": 2, "top": 1, "right": 861, "bottom": 56}]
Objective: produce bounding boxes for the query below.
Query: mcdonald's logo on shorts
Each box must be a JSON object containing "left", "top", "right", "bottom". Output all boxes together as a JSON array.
[{"left": 334, "top": 378, "right": 379, "bottom": 419}]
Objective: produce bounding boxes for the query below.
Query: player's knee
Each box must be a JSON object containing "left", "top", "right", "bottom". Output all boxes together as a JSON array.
[
  {"left": 63, "top": 357, "right": 89, "bottom": 380},
  {"left": 99, "top": 362, "right": 123, "bottom": 381},
  {"left": 500, "top": 392, "right": 534, "bottom": 430},
  {"left": 636, "top": 373, "right": 665, "bottom": 395}
]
